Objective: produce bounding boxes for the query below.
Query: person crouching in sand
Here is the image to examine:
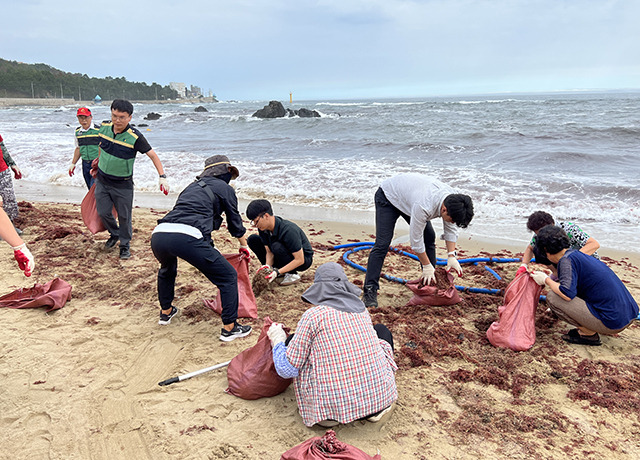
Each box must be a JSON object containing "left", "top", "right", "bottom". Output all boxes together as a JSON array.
[
  {"left": 150, "top": 155, "right": 252, "bottom": 342},
  {"left": 267, "top": 262, "right": 398, "bottom": 427},
  {"left": 531, "top": 225, "right": 638, "bottom": 346}
]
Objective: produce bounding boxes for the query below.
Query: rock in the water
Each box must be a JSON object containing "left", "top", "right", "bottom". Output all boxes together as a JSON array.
[
  {"left": 252, "top": 101, "right": 286, "bottom": 118},
  {"left": 194, "top": 106, "right": 208, "bottom": 112},
  {"left": 297, "top": 108, "right": 320, "bottom": 118},
  {"left": 144, "top": 112, "right": 161, "bottom": 120}
]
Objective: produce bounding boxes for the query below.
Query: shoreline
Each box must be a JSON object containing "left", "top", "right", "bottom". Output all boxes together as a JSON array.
[
  {"left": 14, "top": 180, "right": 640, "bottom": 265},
  {"left": 0, "top": 97, "right": 217, "bottom": 108}
]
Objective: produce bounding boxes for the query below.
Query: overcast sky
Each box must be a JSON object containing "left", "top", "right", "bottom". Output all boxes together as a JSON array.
[{"left": 2, "top": 0, "right": 639, "bottom": 100}]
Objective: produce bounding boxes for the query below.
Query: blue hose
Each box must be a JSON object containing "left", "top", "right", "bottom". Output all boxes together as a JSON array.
[{"left": 336, "top": 242, "right": 532, "bottom": 296}]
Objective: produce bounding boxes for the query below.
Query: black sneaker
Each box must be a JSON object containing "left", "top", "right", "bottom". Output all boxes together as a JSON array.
[
  {"left": 220, "top": 323, "right": 252, "bottom": 342},
  {"left": 158, "top": 306, "right": 178, "bottom": 325},
  {"left": 119, "top": 246, "right": 131, "bottom": 259},
  {"left": 363, "top": 285, "right": 378, "bottom": 308},
  {"left": 104, "top": 235, "right": 118, "bottom": 250}
]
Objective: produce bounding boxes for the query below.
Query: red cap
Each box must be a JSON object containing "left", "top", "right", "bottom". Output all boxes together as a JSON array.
[{"left": 77, "top": 107, "right": 92, "bottom": 117}]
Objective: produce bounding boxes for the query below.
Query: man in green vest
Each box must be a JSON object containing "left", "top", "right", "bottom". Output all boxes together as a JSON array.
[
  {"left": 93, "top": 99, "right": 170, "bottom": 260},
  {"left": 69, "top": 107, "right": 100, "bottom": 189}
]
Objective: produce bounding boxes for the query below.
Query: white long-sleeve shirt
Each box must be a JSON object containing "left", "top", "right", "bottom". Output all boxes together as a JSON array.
[{"left": 381, "top": 174, "right": 459, "bottom": 253}]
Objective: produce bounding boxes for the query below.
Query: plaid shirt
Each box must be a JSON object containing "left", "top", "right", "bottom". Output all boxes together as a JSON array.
[{"left": 285, "top": 305, "right": 398, "bottom": 427}]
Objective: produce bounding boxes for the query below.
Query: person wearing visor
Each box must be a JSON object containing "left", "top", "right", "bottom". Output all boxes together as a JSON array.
[
  {"left": 363, "top": 173, "right": 474, "bottom": 308},
  {"left": 69, "top": 107, "right": 100, "bottom": 189},
  {"left": 267, "top": 262, "right": 398, "bottom": 427},
  {"left": 150, "top": 155, "right": 252, "bottom": 342}
]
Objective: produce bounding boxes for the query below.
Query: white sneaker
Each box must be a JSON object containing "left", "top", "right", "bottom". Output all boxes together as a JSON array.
[{"left": 280, "top": 273, "right": 301, "bottom": 286}]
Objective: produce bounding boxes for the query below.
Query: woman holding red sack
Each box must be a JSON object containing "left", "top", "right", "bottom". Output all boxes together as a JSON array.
[{"left": 0, "top": 207, "right": 34, "bottom": 276}]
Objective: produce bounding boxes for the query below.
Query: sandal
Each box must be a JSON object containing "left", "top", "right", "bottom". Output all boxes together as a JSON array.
[{"left": 562, "top": 328, "right": 601, "bottom": 346}]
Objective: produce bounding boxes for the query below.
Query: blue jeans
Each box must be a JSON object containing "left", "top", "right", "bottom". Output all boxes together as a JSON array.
[
  {"left": 81, "top": 160, "right": 95, "bottom": 189},
  {"left": 364, "top": 187, "right": 436, "bottom": 291}
]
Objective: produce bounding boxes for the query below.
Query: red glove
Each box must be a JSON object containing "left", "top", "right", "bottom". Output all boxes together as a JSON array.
[
  {"left": 515, "top": 264, "right": 528, "bottom": 277},
  {"left": 13, "top": 243, "right": 35, "bottom": 277},
  {"left": 12, "top": 166, "right": 22, "bottom": 180},
  {"left": 239, "top": 246, "right": 250, "bottom": 259},
  {"left": 257, "top": 264, "right": 270, "bottom": 273}
]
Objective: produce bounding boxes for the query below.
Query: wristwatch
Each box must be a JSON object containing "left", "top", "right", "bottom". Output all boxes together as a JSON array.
[
  {"left": 447, "top": 251, "right": 457, "bottom": 257},
  {"left": 159, "top": 174, "right": 167, "bottom": 178}
]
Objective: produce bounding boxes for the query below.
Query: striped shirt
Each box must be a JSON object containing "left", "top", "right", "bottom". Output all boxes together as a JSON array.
[{"left": 283, "top": 305, "right": 398, "bottom": 427}]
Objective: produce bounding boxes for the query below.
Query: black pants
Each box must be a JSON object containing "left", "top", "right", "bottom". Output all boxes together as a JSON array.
[
  {"left": 151, "top": 232, "right": 239, "bottom": 325},
  {"left": 95, "top": 179, "right": 134, "bottom": 249},
  {"left": 364, "top": 187, "right": 436, "bottom": 291},
  {"left": 247, "top": 234, "right": 312, "bottom": 273}
]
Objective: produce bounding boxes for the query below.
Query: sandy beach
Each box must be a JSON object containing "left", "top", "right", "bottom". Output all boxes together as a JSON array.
[{"left": 1, "top": 187, "right": 639, "bottom": 459}]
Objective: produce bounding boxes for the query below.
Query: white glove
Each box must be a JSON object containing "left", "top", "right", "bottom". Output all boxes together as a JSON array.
[
  {"left": 12, "top": 243, "right": 35, "bottom": 277},
  {"left": 68, "top": 163, "right": 76, "bottom": 177},
  {"left": 267, "top": 322, "right": 287, "bottom": 347},
  {"left": 420, "top": 264, "right": 436, "bottom": 285},
  {"left": 446, "top": 256, "right": 462, "bottom": 276},
  {"left": 530, "top": 271, "right": 549, "bottom": 286},
  {"left": 159, "top": 176, "right": 170, "bottom": 195},
  {"left": 265, "top": 268, "right": 280, "bottom": 283}
]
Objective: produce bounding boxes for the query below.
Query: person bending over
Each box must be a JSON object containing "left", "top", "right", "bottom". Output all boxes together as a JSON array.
[
  {"left": 518, "top": 210, "right": 599, "bottom": 273},
  {"left": 267, "top": 262, "right": 398, "bottom": 427},
  {"left": 150, "top": 155, "right": 252, "bottom": 342},
  {"left": 246, "top": 199, "right": 313, "bottom": 286},
  {"left": 363, "top": 173, "right": 474, "bottom": 308},
  {"left": 531, "top": 225, "right": 638, "bottom": 346}
]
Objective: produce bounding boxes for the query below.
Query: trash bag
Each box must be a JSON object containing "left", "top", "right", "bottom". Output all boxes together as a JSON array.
[
  {"left": 486, "top": 272, "right": 543, "bottom": 351},
  {"left": 405, "top": 269, "right": 460, "bottom": 306},
  {"left": 81, "top": 183, "right": 117, "bottom": 234},
  {"left": 281, "top": 430, "right": 382, "bottom": 460},
  {"left": 203, "top": 253, "right": 258, "bottom": 319},
  {"left": 226, "top": 316, "right": 292, "bottom": 400},
  {"left": 0, "top": 278, "right": 72, "bottom": 313}
]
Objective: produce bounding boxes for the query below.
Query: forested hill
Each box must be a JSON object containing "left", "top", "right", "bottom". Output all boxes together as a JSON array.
[{"left": 0, "top": 58, "right": 178, "bottom": 101}]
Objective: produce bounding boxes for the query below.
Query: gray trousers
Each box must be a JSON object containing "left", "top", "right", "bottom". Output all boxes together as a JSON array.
[
  {"left": 95, "top": 179, "right": 134, "bottom": 248},
  {"left": 0, "top": 168, "right": 18, "bottom": 221},
  {"left": 546, "top": 291, "right": 628, "bottom": 335}
]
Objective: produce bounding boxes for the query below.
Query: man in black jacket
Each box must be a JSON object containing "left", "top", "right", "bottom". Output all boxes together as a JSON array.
[{"left": 150, "top": 155, "right": 252, "bottom": 342}]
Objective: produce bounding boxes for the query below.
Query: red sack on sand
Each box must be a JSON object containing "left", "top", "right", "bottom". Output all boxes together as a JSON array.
[
  {"left": 281, "top": 430, "right": 382, "bottom": 460},
  {"left": 405, "top": 270, "right": 461, "bottom": 306},
  {"left": 226, "top": 316, "right": 292, "bottom": 400},
  {"left": 0, "top": 278, "right": 72, "bottom": 313},
  {"left": 81, "top": 183, "right": 117, "bottom": 234},
  {"left": 203, "top": 253, "right": 258, "bottom": 319},
  {"left": 486, "top": 272, "right": 543, "bottom": 351}
]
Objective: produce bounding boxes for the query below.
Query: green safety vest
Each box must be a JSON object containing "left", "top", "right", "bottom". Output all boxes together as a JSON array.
[
  {"left": 75, "top": 124, "right": 100, "bottom": 161},
  {"left": 97, "top": 122, "right": 139, "bottom": 179}
]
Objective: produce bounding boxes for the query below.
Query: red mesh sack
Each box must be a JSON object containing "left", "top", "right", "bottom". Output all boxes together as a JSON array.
[
  {"left": 203, "top": 253, "right": 258, "bottom": 319},
  {"left": 486, "top": 272, "right": 543, "bottom": 351},
  {"left": 0, "top": 278, "right": 72, "bottom": 313},
  {"left": 81, "top": 183, "right": 117, "bottom": 234},
  {"left": 281, "top": 430, "right": 382, "bottom": 460},
  {"left": 405, "top": 269, "right": 461, "bottom": 306},
  {"left": 226, "top": 316, "right": 292, "bottom": 400}
]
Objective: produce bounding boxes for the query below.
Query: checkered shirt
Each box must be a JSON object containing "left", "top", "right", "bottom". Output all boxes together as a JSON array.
[{"left": 285, "top": 305, "right": 398, "bottom": 427}]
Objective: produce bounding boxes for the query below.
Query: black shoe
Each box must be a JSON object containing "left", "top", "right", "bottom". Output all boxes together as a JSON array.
[
  {"left": 119, "top": 246, "right": 131, "bottom": 259},
  {"left": 219, "top": 323, "right": 252, "bottom": 342},
  {"left": 363, "top": 285, "right": 378, "bottom": 308},
  {"left": 104, "top": 235, "right": 118, "bottom": 250},
  {"left": 561, "top": 328, "right": 602, "bottom": 346},
  {"left": 158, "top": 306, "right": 178, "bottom": 325}
]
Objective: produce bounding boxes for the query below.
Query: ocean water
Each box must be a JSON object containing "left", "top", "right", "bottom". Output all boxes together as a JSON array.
[{"left": 1, "top": 92, "right": 638, "bottom": 252}]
